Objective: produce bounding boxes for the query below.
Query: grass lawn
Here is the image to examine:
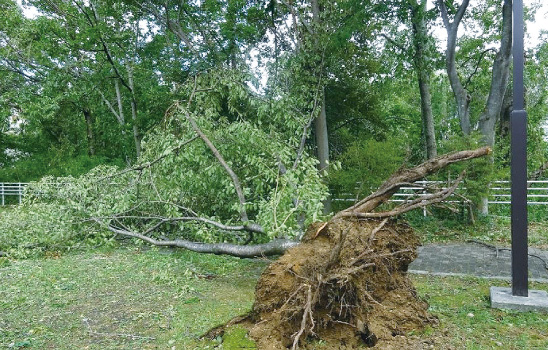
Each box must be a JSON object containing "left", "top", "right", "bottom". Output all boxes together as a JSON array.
[{"left": 1, "top": 248, "right": 547, "bottom": 349}]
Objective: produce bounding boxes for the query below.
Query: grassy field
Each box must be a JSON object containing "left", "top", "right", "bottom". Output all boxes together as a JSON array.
[{"left": 1, "top": 247, "right": 547, "bottom": 349}]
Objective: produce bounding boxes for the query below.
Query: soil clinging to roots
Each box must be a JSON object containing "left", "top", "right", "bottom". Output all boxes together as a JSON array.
[{"left": 246, "top": 217, "right": 437, "bottom": 349}]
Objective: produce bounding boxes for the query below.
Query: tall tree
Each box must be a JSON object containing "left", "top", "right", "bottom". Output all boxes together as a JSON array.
[
  {"left": 410, "top": 0, "right": 437, "bottom": 159},
  {"left": 477, "top": 0, "right": 512, "bottom": 149},
  {"left": 310, "top": 0, "right": 330, "bottom": 173},
  {"left": 438, "top": 0, "right": 471, "bottom": 136},
  {"left": 378, "top": 0, "right": 438, "bottom": 159},
  {"left": 437, "top": 0, "right": 512, "bottom": 214}
]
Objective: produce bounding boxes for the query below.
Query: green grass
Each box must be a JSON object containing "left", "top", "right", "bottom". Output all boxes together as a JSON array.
[
  {"left": 413, "top": 275, "right": 548, "bottom": 349},
  {"left": 1, "top": 248, "right": 547, "bottom": 349},
  {"left": 407, "top": 213, "right": 548, "bottom": 249},
  {"left": 0, "top": 247, "right": 268, "bottom": 349}
]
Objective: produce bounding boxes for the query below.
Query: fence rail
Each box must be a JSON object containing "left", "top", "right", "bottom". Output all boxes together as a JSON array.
[
  {"left": 334, "top": 180, "right": 548, "bottom": 207},
  {"left": 0, "top": 183, "right": 29, "bottom": 205}
]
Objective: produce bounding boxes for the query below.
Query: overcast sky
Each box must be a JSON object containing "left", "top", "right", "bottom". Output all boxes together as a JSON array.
[{"left": 18, "top": 0, "right": 547, "bottom": 46}]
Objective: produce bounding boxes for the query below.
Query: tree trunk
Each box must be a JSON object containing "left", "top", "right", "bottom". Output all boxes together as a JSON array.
[
  {"left": 411, "top": 0, "right": 437, "bottom": 159},
  {"left": 83, "top": 108, "right": 95, "bottom": 156},
  {"left": 126, "top": 64, "right": 141, "bottom": 159},
  {"left": 314, "top": 91, "right": 329, "bottom": 172},
  {"left": 476, "top": 0, "right": 512, "bottom": 215},
  {"left": 334, "top": 146, "right": 491, "bottom": 218},
  {"left": 438, "top": 0, "right": 471, "bottom": 136},
  {"left": 114, "top": 79, "right": 125, "bottom": 125},
  {"left": 499, "top": 86, "right": 513, "bottom": 139},
  {"left": 478, "top": 0, "right": 512, "bottom": 149},
  {"left": 311, "top": 0, "right": 329, "bottom": 173},
  {"left": 311, "top": 0, "right": 331, "bottom": 213},
  {"left": 314, "top": 94, "right": 330, "bottom": 215}
]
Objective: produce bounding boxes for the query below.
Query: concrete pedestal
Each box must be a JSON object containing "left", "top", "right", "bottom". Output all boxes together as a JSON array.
[{"left": 490, "top": 287, "right": 548, "bottom": 312}]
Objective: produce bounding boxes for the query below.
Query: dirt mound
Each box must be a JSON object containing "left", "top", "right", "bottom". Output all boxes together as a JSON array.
[{"left": 246, "top": 218, "right": 436, "bottom": 349}]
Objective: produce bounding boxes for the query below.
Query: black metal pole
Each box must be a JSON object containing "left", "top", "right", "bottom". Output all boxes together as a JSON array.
[{"left": 511, "top": 0, "right": 528, "bottom": 297}]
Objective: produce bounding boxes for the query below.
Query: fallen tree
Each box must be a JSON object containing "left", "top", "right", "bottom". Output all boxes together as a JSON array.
[
  {"left": 62, "top": 75, "right": 489, "bottom": 259},
  {"left": 14, "top": 97, "right": 490, "bottom": 348},
  {"left": 86, "top": 144, "right": 490, "bottom": 348}
]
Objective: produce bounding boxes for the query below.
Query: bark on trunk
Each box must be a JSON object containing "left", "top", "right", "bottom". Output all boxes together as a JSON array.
[
  {"left": 478, "top": 0, "right": 512, "bottom": 149},
  {"left": 499, "top": 86, "right": 513, "bottom": 139},
  {"left": 311, "top": 0, "right": 329, "bottom": 172},
  {"left": 115, "top": 79, "right": 125, "bottom": 125},
  {"left": 335, "top": 146, "right": 491, "bottom": 217},
  {"left": 314, "top": 92, "right": 329, "bottom": 172},
  {"left": 106, "top": 223, "right": 297, "bottom": 257},
  {"left": 477, "top": 0, "right": 512, "bottom": 215},
  {"left": 438, "top": 0, "right": 471, "bottom": 136},
  {"left": 311, "top": 0, "right": 331, "bottom": 213},
  {"left": 411, "top": 0, "right": 437, "bottom": 159},
  {"left": 314, "top": 93, "right": 331, "bottom": 214},
  {"left": 127, "top": 64, "right": 141, "bottom": 159}
]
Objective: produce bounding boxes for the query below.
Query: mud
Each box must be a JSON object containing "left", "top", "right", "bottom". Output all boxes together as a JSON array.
[{"left": 246, "top": 218, "right": 436, "bottom": 349}]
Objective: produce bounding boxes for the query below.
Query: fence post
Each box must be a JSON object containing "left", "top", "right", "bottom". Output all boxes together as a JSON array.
[
  {"left": 1, "top": 183, "right": 4, "bottom": 206},
  {"left": 18, "top": 183, "right": 22, "bottom": 204}
]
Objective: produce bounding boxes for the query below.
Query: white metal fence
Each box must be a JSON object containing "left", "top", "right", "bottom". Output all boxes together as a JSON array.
[
  {"left": 0, "top": 183, "right": 28, "bottom": 205},
  {"left": 334, "top": 180, "right": 548, "bottom": 207}
]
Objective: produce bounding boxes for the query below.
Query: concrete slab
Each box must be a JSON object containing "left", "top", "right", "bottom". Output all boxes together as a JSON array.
[
  {"left": 410, "top": 244, "right": 548, "bottom": 282},
  {"left": 490, "top": 287, "right": 548, "bottom": 312}
]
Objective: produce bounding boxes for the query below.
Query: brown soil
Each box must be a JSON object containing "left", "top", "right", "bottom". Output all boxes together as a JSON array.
[{"left": 244, "top": 218, "right": 437, "bottom": 349}]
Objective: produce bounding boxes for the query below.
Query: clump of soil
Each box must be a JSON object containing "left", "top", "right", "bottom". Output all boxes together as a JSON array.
[{"left": 246, "top": 217, "right": 436, "bottom": 349}]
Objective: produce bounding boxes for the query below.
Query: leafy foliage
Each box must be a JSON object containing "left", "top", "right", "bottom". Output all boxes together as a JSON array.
[
  {"left": 0, "top": 202, "right": 112, "bottom": 258},
  {"left": 329, "top": 137, "right": 407, "bottom": 211},
  {"left": 0, "top": 72, "right": 328, "bottom": 256}
]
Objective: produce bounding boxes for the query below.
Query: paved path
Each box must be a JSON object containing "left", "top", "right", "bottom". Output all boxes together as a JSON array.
[{"left": 409, "top": 242, "right": 548, "bottom": 283}]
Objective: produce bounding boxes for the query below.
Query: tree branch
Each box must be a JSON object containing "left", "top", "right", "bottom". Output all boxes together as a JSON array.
[
  {"left": 96, "top": 136, "right": 199, "bottom": 181},
  {"left": 96, "top": 214, "right": 264, "bottom": 234},
  {"left": 279, "top": 0, "right": 313, "bottom": 35},
  {"left": 462, "top": 48, "right": 497, "bottom": 88},
  {"left": 177, "top": 102, "right": 251, "bottom": 223},
  {"left": 379, "top": 33, "right": 406, "bottom": 52},
  {"left": 292, "top": 54, "right": 325, "bottom": 170},
  {"left": 453, "top": 0, "right": 470, "bottom": 28},
  {"left": 335, "top": 146, "right": 491, "bottom": 217},
  {"left": 340, "top": 171, "right": 465, "bottom": 218},
  {"left": 95, "top": 219, "right": 294, "bottom": 257},
  {"left": 96, "top": 86, "right": 124, "bottom": 125}
]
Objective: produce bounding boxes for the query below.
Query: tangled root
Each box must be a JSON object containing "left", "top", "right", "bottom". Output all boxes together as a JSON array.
[{"left": 247, "top": 218, "right": 436, "bottom": 349}]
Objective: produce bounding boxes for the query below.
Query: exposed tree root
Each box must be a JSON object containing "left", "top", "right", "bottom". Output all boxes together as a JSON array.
[{"left": 243, "top": 218, "right": 437, "bottom": 349}]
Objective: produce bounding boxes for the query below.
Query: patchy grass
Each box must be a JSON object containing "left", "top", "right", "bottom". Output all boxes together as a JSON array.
[
  {"left": 0, "top": 247, "right": 268, "bottom": 349},
  {"left": 1, "top": 248, "right": 547, "bottom": 349}
]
